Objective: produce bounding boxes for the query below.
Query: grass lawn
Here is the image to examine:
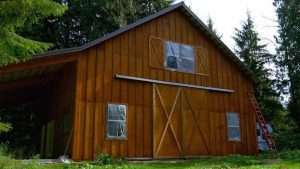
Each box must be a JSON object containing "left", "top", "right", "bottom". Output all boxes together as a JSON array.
[{"left": 0, "top": 151, "right": 300, "bottom": 169}]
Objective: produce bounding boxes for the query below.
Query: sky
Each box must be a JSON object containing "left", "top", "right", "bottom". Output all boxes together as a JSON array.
[{"left": 174, "top": 0, "right": 278, "bottom": 53}]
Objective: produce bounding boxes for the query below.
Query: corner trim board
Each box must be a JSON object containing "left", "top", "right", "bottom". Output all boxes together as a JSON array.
[{"left": 115, "top": 74, "right": 234, "bottom": 93}]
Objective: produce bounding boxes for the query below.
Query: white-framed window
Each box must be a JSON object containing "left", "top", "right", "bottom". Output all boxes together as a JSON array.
[
  {"left": 107, "top": 103, "right": 127, "bottom": 139},
  {"left": 164, "top": 41, "right": 195, "bottom": 73},
  {"left": 226, "top": 112, "right": 241, "bottom": 141}
]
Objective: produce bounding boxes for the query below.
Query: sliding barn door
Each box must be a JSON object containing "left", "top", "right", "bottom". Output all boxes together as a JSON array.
[
  {"left": 153, "top": 84, "right": 210, "bottom": 159},
  {"left": 153, "top": 85, "right": 183, "bottom": 158},
  {"left": 181, "top": 88, "right": 210, "bottom": 157}
]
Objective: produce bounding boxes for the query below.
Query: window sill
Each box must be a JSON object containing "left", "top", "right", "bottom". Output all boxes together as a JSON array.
[
  {"left": 106, "top": 137, "right": 127, "bottom": 141},
  {"left": 228, "top": 139, "right": 241, "bottom": 143}
]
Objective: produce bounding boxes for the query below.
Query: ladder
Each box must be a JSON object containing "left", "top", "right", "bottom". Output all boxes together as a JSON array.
[{"left": 248, "top": 93, "right": 277, "bottom": 152}]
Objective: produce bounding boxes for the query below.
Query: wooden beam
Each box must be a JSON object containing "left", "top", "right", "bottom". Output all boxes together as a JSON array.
[{"left": 115, "top": 74, "right": 234, "bottom": 93}]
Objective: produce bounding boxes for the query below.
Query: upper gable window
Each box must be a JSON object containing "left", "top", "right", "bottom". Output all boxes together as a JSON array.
[{"left": 164, "top": 41, "right": 195, "bottom": 73}]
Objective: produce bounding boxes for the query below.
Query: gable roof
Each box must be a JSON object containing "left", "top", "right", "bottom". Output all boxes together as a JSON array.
[{"left": 35, "top": 2, "right": 255, "bottom": 82}]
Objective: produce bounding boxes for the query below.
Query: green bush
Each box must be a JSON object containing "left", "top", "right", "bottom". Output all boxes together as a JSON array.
[
  {"left": 0, "top": 144, "right": 10, "bottom": 157},
  {"left": 274, "top": 131, "right": 300, "bottom": 150},
  {"left": 95, "top": 153, "right": 113, "bottom": 165},
  {"left": 0, "top": 103, "right": 43, "bottom": 158},
  {"left": 279, "top": 150, "right": 300, "bottom": 162},
  {"left": 272, "top": 109, "right": 300, "bottom": 150}
]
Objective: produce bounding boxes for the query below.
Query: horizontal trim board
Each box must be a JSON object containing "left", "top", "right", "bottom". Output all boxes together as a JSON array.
[{"left": 115, "top": 74, "right": 234, "bottom": 93}]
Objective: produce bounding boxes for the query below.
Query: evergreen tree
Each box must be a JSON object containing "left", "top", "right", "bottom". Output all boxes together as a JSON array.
[
  {"left": 0, "top": 0, "right": 67, "bottom": 66},
  {"left": 233, "top": 13, "right": 282, "bottom": 121},
  {"left": 21, "top": 0, "right": 172, "bottom": 48},
  {"left": 207, "top": 17, "right": 222, "bottom": 39},
  {"left": 135, "top": 0, "right": 172, "bottom": 18},
  {"left": 274, "top": 0, "right": 300, "bottom": 128}
]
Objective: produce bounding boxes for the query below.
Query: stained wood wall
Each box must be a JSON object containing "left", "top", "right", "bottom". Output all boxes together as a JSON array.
[{"left": 71, "top": 10, "right": 258, "bottom": 160}]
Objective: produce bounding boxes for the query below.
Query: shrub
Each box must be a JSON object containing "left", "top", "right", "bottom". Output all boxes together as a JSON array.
[
  {"left": 274, "top": 131, "right": 300, "bottom": 150},
  {"left": 0, "top": 143, "right": 10, "bottom": 157},
  {"left": 0, "top": 104, "right": 43, "bottom": 158},
  {"left": 272, "top": 109, "right": 300, "bottom": 150},
  {"left": 95, "top": 153, "right": 113, "bottom": 165},
  {"left": 279, "top": 150, "right": 300, "bottom": 162}
]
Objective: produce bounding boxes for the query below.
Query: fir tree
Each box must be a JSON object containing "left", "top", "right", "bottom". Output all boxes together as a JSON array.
[
  {"left": 274, "top": 0, "right": 300, "bottom": 128},
  {"left": 0, "top": 0, "right": 67, "bottom": 66},
  {"left": 21, "top": 0, "right": 172, "bottom": 48},
  {"left": 233, "top": 13, "right": 282, "bottom": 121},
  {"left": 207, "top": 17, "right": 222, "bottom": 39}
]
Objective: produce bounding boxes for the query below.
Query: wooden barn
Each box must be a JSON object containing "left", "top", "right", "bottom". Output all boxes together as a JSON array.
[{"left": 0, "top": 2, "right": 259, "bottom": 160}]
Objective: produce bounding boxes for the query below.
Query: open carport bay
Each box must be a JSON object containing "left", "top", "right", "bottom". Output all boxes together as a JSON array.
[{"left": 0, "top": 62, "right": 76, "bottom": 159}]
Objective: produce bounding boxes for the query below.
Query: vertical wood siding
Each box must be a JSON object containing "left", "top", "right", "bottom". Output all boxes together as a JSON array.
[{"left": 72, "top": 10, "right": 257, "bottom": 160}]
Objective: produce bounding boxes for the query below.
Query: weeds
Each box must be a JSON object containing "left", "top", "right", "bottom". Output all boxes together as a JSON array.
[{"left": 0, "top": 150, "right": 299, "bottom": 169}]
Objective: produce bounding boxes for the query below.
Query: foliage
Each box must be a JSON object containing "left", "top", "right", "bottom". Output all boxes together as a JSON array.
[
  {"left": 134, "top": 0, "right": 173, "bottom": 19},
  {"left": 0, "top": 123, "right": 12, "bottom": 134},
  {"left": 233, "top": 13, "right": 283, "bottom": 122},
  {"left": 279, "top": 150, "right": 300, "bottom": 162},
  {"left": 273, "top": 0, "right": 300, "bottom": 129},
  {"left": 0, "top": 102, "right": 44, "bottom": 158},
  {"left": 0, "top": 151, "right": 300, "bottom": 169},
  {"left": 0, "top": 144, "right": 11, "bottom": 157},
  {"left": 271, "top": 108, "right": 300, "bottom": 150},
  {"left": 274, "top": 129, "right": 300, "bottom": 150},
  {"left": 95, "top": 153, "right": 113, "bottom": 165},
  {"left": 206, "top": 17, "right": 222, "bottom": 39},
  {"left": 20, "top": 0, "right": 172, "bottom": 49},
  {"left": 0, "top": 0, "right": 67, "bottom": 66}
]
